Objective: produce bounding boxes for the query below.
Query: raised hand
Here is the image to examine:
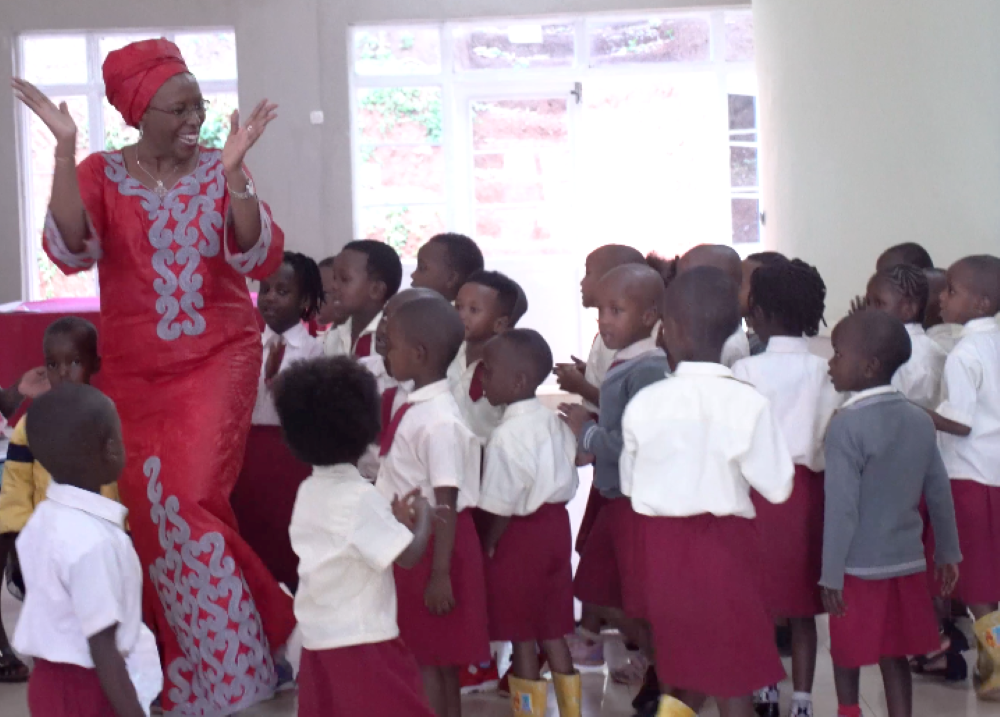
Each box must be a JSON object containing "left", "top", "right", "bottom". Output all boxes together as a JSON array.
[
  {"left": 222, "top": 99, "right": 279, "bottom": 175},
  {"left": 849, "top": 295, "right": 867, "bottom": 316},
  {"left": 17, "top": 367, "right": 50, "bottom": 400},
  {"left": 12, "top": 79, "right": 77, "bottom": 150}
]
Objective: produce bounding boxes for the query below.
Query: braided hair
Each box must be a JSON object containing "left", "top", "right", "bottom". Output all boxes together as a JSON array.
[
  {"left": 874, "top": 264, "right": 930, "bottom": 324},
  {"left": 749, "top": 258, "right": 827, "bottom": 337},
  {"left": 283, "top": 251, "right": 324, "bottom": 321}
]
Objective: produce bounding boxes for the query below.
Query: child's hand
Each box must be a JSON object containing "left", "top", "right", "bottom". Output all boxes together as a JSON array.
[
  {"left": 575, "top": 451, "right": 596, "bottom": 467},
  {"left": 553, "top": 357, "right": 589, "bottom": 395},
  {"left": 392, "top": 489, "right": 423, "bottom": 531},
  {"left": 849, "top": 295, "right": 867, "bottom": 315},
  {"left": 821, "top": 587, "right": 846, "bottom": 618},
  {"left": 263, "top": 337, "right": 286, "bottom": 383},
  {"left": 17, "top": 367, "right": 49, "bottom": 399},
  {"left": 558, "top": 403, "right": 591, "bottom": 437},
  {"left": 936, "top": 563, "right": 960, "bottom": 597},
  {"left": 425, "top": 569, "right": 456, "bottom": 615}
]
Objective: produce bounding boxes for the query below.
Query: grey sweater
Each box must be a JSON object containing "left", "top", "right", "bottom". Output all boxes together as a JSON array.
[
  {"left": 581, "top": 350, "right": 670, "bottom": 499},
  {"left": 820, "top": 390, "right": 962, "bottom": 590}
]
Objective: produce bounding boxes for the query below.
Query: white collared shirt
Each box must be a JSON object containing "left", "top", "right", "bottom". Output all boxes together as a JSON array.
[
  {"left": 447, "top": 342, "right": 504, "bottom": 444},
  {"left": 732, "top": 336, "right": 844, "bottom": 471},
  {"left": 13, "top": 483, "right": 162, "bottom": 713},
  {"left": 927, "top": 323, "right": 963, "bottom": 354},
  {"left": 721, "top": 328, "right": 751, "bottom": 368},
  {"left": 937, "top": 318, "right": 1000, "bottom": 486},
  {"left": 359, "top": 354, "right": 412, "bottom": 396},
  {"left": 479, "top": 399, "right": 580, "bottom": 517},
  {"left": 291, "top": 464, "right": 413, "bottom": 650},
  {"left": 376, "top": 379, "right": 482, "bottom": 511},
  {"left": 892, "top": 324, "right": 948, "bottom": 410},
  {"left": 839, "top": 384, "right": 899, "bottom": 410},
  {"left": 621, "top": 362, "right": 794, "bottom": 518},
  {"left": 323, "top": 312, "right": 382, "bottom": 359},
  {"left": 583, "top": 333, "right": 616, "bottom": 413},
  {"left": 252, "top": 323, "right": 323, "bottom": 426},
  {"left": 357, "top": 377, "right": 412, "bottom": 482},
  {"left": 612, "top": 336, "right": 660, "bottom": 364}
]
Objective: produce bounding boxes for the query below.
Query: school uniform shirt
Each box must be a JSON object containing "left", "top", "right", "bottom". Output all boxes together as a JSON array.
[
  {"left": 13, "top": 483, "right": 162, "bottom": 711},
  {"left": 721, "top": 327, "right": 751, "bottom": 368},
  {"left": 583, "top": 333, "right": 616, "bottom": 413},
  {"left": 448, "top": 342, "right": 504, "bottom": 443},
  {"left": 290, "top": 464, "right": 414, "bottom": 650},
  {"left": 891, "top": 324, "right": 948, "bottom": 410},
  {"left": 376, "top": 379, "right": 482, "bottom": 512},
  {"left": 323, "top": 312, "right": 382, "bottom": 359},
  {"left": 479, "top": 399, "right": 579, "bottom": 517},
  {"left": 252, "top": 323, "right": 323, "bottom": 426},
  {"left": 621, "top": 362, "right": 794, "bottom": 518},
  {"left": 0, "top": 417, "right": 120, "bottom": 534},
  {"left": 732, "top": 336, "right": 844, "bottom": 471},
  {"left": 358, "top": 377, "right": 412, "bottom": 482},
  {"left": 927, "top": 323, "right": 962, "bottom": 354},
  {"left": 936, "top": 318, "right": 1000, "bottom": 486}
]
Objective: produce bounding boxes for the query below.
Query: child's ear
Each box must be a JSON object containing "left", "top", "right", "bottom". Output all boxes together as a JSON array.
[
  {"left": 642, "top": 306, "right": 660, "bottom": 330},
  {"left": 493, "top": 315, "right": 511, "bottom": 334},
  {"left": 899, "top": 297, "right": 920, "bottom": 324},
  {"left": 413, "top": 341, "right": 428, "bottom": 366},
  {"left": 369, "top": 280, "right": 389, "bottom": 305},
  {"left": 863, "top": 355, "right": 882, "bottom": 380},
  {"left": 974, "top": 292, "right": 993, "bottom": 318}
]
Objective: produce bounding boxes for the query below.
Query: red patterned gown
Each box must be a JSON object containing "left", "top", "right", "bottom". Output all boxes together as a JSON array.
[{"left": 44, "top": 148, "right": 295, "bottom": 716}]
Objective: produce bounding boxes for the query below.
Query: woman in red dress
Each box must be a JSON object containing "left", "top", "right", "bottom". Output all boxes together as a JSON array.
[{"left": 13, "top": 40, "right": 295, "bottom": 715}]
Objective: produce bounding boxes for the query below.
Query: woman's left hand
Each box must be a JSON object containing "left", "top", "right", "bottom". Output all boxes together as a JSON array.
[{"left": 222, "top": 99, "right": 278, "bottom": 175}]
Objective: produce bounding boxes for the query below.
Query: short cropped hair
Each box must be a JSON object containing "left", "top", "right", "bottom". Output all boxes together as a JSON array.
[
  {"left": 343, "top": 239, "right": 403, "bottom": 299},
  {"left": 464, "top": 270, "right": 521, "bottom": 321},
  {"left": 427, "top": 233, "right": 485, "bottom": 285}
]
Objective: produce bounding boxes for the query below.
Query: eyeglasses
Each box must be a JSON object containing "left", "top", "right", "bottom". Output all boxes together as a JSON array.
[{"left": 146, "top": 99, "right": 210, "bottom": 119}]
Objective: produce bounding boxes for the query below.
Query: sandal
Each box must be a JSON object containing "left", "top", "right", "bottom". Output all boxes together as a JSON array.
[
  {"left": 0, "top": 651, "right": 29, "bottom": 683},
  {"left": 914, "top": 652, "right": 968, "bottom": 682}
]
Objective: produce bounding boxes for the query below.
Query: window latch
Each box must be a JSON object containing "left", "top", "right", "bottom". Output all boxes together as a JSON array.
[{"left": 571, "top": 82, "right": 582, "bottom": 105}]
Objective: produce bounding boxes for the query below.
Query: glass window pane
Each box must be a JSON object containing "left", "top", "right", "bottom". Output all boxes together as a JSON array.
[
  {"left": 99, "top": 33, "right": 163, "bottom": 64},
  {"left": 589, "top": 17, "right": 710, "bottom": 66},
  {"left": 475, "top": 205, "right": 564, "bottom": 254},
  {"left": 725, "top": 12, "right": 755, "bottom": 63},
  {"left": 453, "top": 23, "right": 575, "bottom": 71},
  {"left": 175, "top": 32, "right": 238, "bottom": 81},
  {"left": 730, "top": 147, "right": 758, "bottom": 188},
  {"left": 22, "top": 35, "right": 88, "bottom": 85},
  {"left": 472, "top": 98, "right": 569, "bottom": 151},
  {"left": 354, "top": 27, "right": 442, "bottom": 75},
  {"left": 199, "top": 92, "right": 238, "bottom": 149},
  {"left": 357, "top": 88, "right": 442, "bottom": 143},
  {"left": 732, "top": 197, "right": 761, "bottom": 244},
  {"left": 104, "top": 98, "right": 139, "bottom": 151},
  {"left": 359, "top": 145, "right": 445, "bottom": 204},
  {"left": 359, "top": 206, "right": 446, "bottom": 259},
  {"left": 728, "top": 94, "right": 756, "bottom": 132}
]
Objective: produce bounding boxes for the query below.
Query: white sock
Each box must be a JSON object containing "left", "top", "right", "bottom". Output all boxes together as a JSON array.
[{"left": 792, "top": 692, "right": 812, "bottom": 704}]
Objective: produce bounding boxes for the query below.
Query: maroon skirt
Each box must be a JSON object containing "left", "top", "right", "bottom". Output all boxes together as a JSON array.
[
  {"left": 949, "top": 480, "right": 1000, "bottom": 605},
  {"left": 394, "top": 510, "right": 490, "bottom": 666},
  {"left": 485, "top": 503, "right": 575, "bottom": 642},
  {"left": 230, "top": 425, "right": 313, "bottom": 592},
  {"left": 637, "top": 513, "right": 785, "bottom": 699},
  {"left": 573, "top": 497, "right": 638, "bottom": 613},
  {"left": 751, "top": 465, "right": 825, "bottom": 618},
  {"left": 298, "top": 640, "right": 434, "bottom": 717},
  {"left": 829, "top": 573, "right": 940, "bottom": 668},
  {"left": 575, "top": 486, "right": 611, "bottom": 554},
  {"left": 28, "top": 660, "right": 117, "bottom": 717}
]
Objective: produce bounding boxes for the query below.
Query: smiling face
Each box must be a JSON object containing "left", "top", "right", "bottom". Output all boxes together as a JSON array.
[
  {"left": 258, "top": 262, "right": 307, "bottom": 335},
  {"left": 455, "top": 282, "right": 508, "bottom": 344},
  {"left": 141, "top": 73, "right": 205, "bottom": 160},
  {"left": 44, "top": 330, "right": 100, "bottom": 388}
]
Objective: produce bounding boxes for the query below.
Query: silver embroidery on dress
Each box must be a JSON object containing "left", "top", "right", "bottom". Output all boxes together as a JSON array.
[
  {"left": 105, "top": 152, "right": 224, "bottom": 342},
  {"left": 144, "top": 456, "right": 276, "bottom": 716}
]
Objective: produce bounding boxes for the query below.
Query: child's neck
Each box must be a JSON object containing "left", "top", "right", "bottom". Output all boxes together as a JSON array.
[
  {"left": 411, "top": 371, "right": 448, "bottom": 391},
  {"left": 507, "top": 392, "right": 537, "bottom": 406},
  {"left": 267, "top": 321, "right": 298, "bottom": 336},
  {"left": 852, "top": 378, "right": 892, "bottom": 393},
  {"left": 350, "top": 305, "right": 382, "bottom": 343},
  {"left": 465, "top": 337, "right": 491, "bottom": 365}
]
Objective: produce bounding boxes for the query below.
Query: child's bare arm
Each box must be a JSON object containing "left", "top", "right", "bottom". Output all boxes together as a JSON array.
[
  {"left": 88, "top": 625, "right": 145, "bottom": 717},
  {"left": 926, "top": 409, "right": 972, "bottom": 437},
  {"left": 393, "top": 493, "right": 433, "bottom": 570},
  {"left": 425, "top": 487, "right": 458, "bottom": 615},
  {"left": 480, "top": 512, "right": 511, "bottom": 558}
]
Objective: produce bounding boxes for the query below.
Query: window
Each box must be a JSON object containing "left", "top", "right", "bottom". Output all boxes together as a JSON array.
[{"left": 16, "top": 29, "right": 238, "bottom": 300}]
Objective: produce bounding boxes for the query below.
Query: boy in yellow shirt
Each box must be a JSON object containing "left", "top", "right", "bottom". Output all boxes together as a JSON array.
[{"left": 0, "top": 317, "right": 117, "bottom": 682}]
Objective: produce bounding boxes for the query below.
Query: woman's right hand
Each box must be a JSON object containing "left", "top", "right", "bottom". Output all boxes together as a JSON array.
[{"left": 12, "top": 78, "right": 78, "bottom": 150}]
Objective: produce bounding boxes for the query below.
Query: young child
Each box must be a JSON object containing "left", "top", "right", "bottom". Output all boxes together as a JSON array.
[
  {"left": 823, "top": 309, "right": 961, "bottom": 717},
  {"left": 732, "top": 259, "right": 843, "bottom": 717},
  {"left": 411, "top": 233, "right": 485, "bottom": 302},
  {"left": 451, "top": 270, "right": 525, "bottom": 443},
  {"left": 477, "top": 329, "right": 581, "bottom": 717},
  {"left": 864, "top": 264, "right": 948, "bottom": 409},
  {"left": 272, "top": 356, "right": 436, "bottom": 717},
  {"left": 924, "top": 267, "right": 962, "bottom": 353},
  {"left": 376, "top": 295, "right": 490, "bottom": 717},
  {"left": 675, "top": 243, "right": 751, "bottom": 367},
  {"left": 0, "top": 317, "right": 116, "bottom": 684},
  {"left": 232, "top": 252, "right": 324, "bottom": 592},
  {"left": 739, "top": 251, "right": 788, "bottom": 356},
  {"left": 851, "top": 242, "right": 935, "bottom": 314},
  {"left": 13, "top": 383, "right": 162, "bottom": 716},
  {"left": 317, "top": 254, "right": 348, "bottom": 330},
  {"left": 620, "top": 266, "right": 793, "bottom": 717},
  {"left": 324, "top": 240, "right": 403, "bottom": 358},
  {"left": 926, "top": 254, "right": 1000, "bottom": 698}
]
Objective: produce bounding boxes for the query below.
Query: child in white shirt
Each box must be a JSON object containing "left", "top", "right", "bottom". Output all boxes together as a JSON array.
[
  {"left": 478, "top": 329, "right": 581, "bottom": 716},
  {"left": 733, "top": 258, "right": 844, "bottom": 717},
  {"left": 924, "top": 267, "right": 963, "bottom": 353},
  {"left": 13, "top": 383, "right": 161, "bottom": 717},
  {"left": 621, "top": 266, "right": 794, "bottom": 717}
]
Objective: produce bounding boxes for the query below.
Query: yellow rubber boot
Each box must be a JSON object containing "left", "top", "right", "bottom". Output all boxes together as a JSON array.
[
  {"left": 974, "top": 611, "right": 1000, "bottom": 700},
  {"left": 552, "top": 671, "right": 581, "bottom": 717},
  {"left": 509, "top": 675, "right": 549, "bottom": 717},
  {"left": 656, "top": 694, "right": 697, "bottom": 717}
]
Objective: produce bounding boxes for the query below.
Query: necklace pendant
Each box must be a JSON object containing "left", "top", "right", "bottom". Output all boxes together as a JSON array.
[{"left": 154, "top": 180, "right": 167, "bottom": 199}]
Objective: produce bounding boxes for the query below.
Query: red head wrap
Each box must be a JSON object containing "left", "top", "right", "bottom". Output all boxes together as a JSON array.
[{"left": 103, "top": 39, "right": 190, "bottom": 129}]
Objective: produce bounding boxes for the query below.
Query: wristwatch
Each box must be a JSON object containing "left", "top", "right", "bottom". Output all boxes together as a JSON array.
[{"left": 227, "top": 172, "right": 256, "bottom": 201}]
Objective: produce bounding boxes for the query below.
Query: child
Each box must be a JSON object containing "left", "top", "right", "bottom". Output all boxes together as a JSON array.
[
  {"left": 231, "top": 252, "right": 324, "bottom": 592},
  {"left": 451, "top": 270, "right": 525, "bottom": 443},
  {"left": 924, "top": 267, "right": 962, "bottom": 353},
  {"left": 732, "top": 259, "right": 843, "bottom": 717},
  {"left": 411, "top": 233, "right": 485, "bottom": 302},
  {"left": 272, "top": 356, "right": 436, "bottom": 717},
  {"left": 478, "top": 329, "right": 581, "bottom": 717},
  {"left": 0, "top": 368, "right": 48, "bottom": 420},
  {"left": 376, "top": 295, "right": 490, "bottom": 717},
  {"left": 739, "top": 251, "right": 788, "bottom": 356},
  {"left": 864, "top": 264, "right": 948, "bottom": 409},
  {"left": 823, "top": 309, "right": 961, "bottom": 717},
  {"left": 876, "top": 242, "right": 934, "bottom": 273},
  {"left": 926, "top": 254, "right": 1000, "bottom": 698},
  {"left": 558, "top": 265, "right": 670, "bottom": 689},
  {"left": 317, "top": 255, "right": 348, "bottom": 330},
  {"left": 0, "top": 317, "right": 116, "bottom": 684},
  {"left": 675, "top": 243, "right": 751, "bottom": 367},
  {"left": 13, "top": 383, "right": 162, "bottom": 716},
  {"left": 324, "top": 240, "right": 403, "bottom": 358}
]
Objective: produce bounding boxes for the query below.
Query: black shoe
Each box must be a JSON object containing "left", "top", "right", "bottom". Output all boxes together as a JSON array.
[
  {"left": 632, "top": 699, "right": 659, "bottom": 717},
  {"left": 632, "top": 682, "right": 660, "bottom": 711},
  {"left": 755, "top": 704, "right": 780, "bottom": 717}
]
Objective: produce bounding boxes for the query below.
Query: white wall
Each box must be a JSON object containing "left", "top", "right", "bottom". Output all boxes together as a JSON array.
[{"left": 754, "top": 0, "right": 1000, "bottom": 320}]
